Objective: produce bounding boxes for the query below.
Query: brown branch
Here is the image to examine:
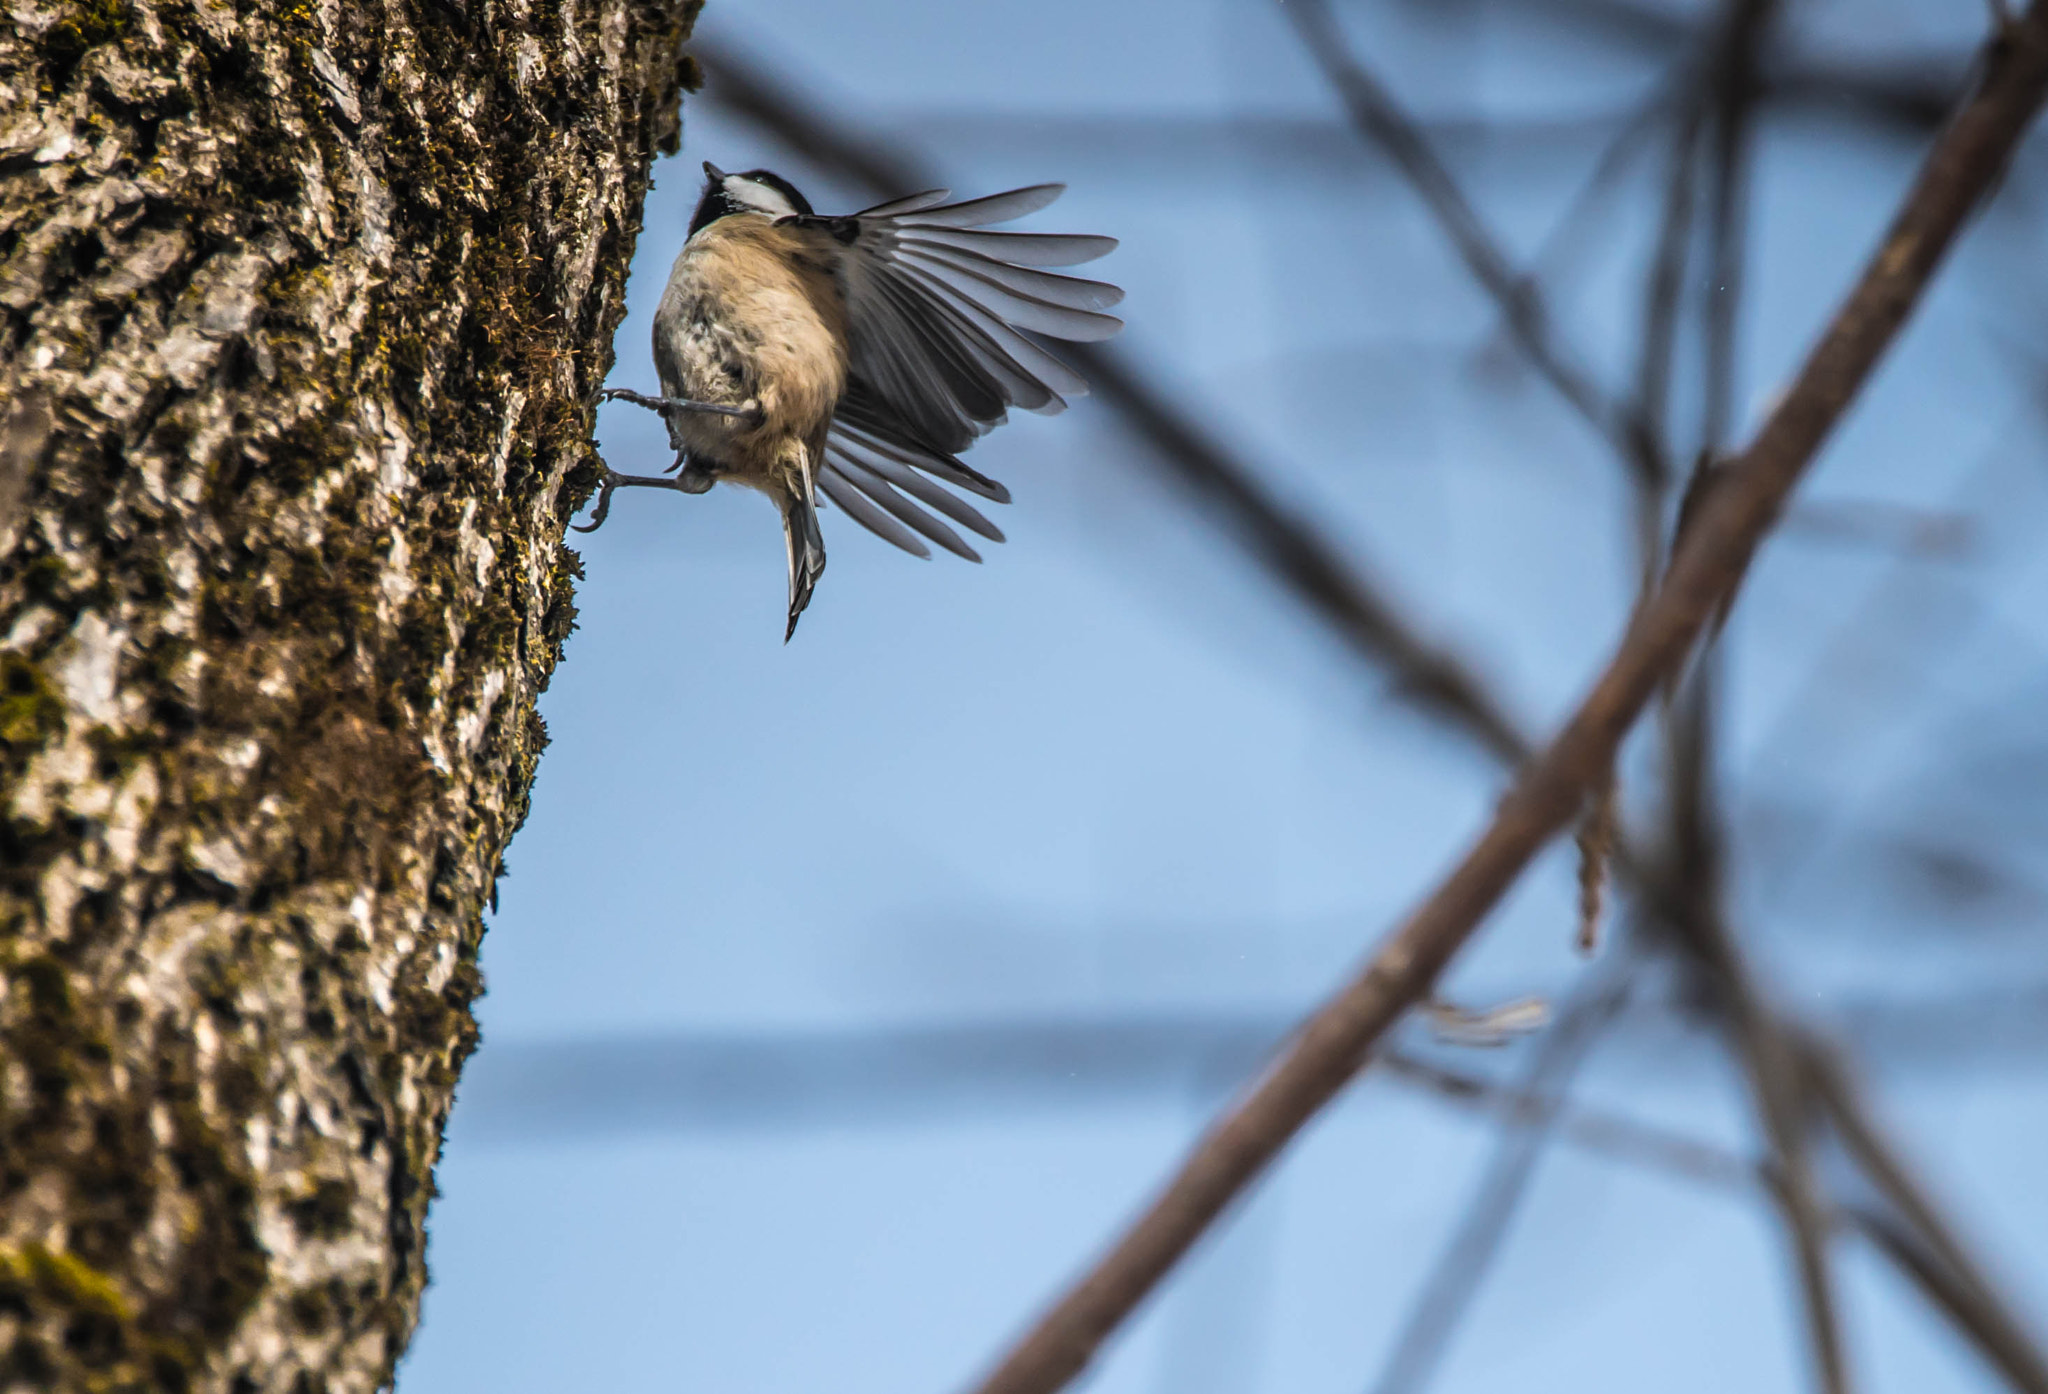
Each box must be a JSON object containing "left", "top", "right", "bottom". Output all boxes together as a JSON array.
[{"left": 961, "top": 12, "right": 2048, "bottom": 1389}]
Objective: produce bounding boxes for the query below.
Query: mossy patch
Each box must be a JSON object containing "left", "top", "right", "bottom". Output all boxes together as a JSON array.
[
  {"left": 40, "top": 0, "right": 132, "bottom": 93},
  {"left": 0, "top": 654, "right": 65, "bottom": 757},
  {"left": 0, "top": 1243, "right": 134, "bottom": 1323}
]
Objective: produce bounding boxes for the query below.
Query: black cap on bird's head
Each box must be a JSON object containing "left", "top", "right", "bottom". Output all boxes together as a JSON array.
[{"left": 687, "top": 162, "right": 816, "bottom": 237}]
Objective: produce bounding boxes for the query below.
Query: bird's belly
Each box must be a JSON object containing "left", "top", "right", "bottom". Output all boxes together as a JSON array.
[{"left": 653, "top": 237, "right": 846, "bottom": 478}]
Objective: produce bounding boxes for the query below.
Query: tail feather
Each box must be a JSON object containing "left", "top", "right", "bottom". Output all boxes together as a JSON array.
[{"left": 781, "top": 486, "right": 827, "bottom": 642}]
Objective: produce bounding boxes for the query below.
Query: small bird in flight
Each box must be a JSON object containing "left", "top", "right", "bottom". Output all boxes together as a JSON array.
[{"left": 585, "top": 162, "right": 1124, "bottom": 639}]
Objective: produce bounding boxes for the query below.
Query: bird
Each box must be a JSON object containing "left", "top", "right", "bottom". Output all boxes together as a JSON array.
[{"left": 583, "top": 161, "right": 1124, "bottom": 640}]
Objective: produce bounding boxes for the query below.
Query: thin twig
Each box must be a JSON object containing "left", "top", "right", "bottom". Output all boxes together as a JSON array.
[
  {"left": 1285, "top": 0, "right": 1662, "bottom": 489},
  {"left": 1702, "top": 0, "right": 1769, "bottom": 455},
  {"left": 1508, "top": 79, "right": 1686, "bottom": 338},
  {"left": 1390, "top": 1046, "right": 2048, "bottom": 1394},
  {"left": 1632, "top": 91, "right": 1705, "bottom": 576},
  {"left": 1379, "top": 1048, "right": 1755, "bottom": 1194},
  {"left": 1369, "top": 964, "right": 1634, "bottom": 1394},
  {"left": 962, "top": 16, "right": 2048, "bottom": 1390},
  {"left": 1668, "top": 4, "right": 1855, "bottom": 1390},
  {"left": 1803, "top": 1037, "right": 2048, "bottom": 1394},
  {"left": 1670, "top": 887, "right": 1854, "bottom": 1394}
]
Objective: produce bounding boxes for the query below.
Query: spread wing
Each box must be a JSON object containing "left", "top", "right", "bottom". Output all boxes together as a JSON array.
[
  {"left": 804, "top": 184, "right": 1122, "bottom": 561},
  {"left": 817, "top": 379, "right": 1011, "bottom": 562}
]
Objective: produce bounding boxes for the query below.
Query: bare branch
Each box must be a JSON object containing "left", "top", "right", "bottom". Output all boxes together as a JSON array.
[
  {"left": 1805, "top": 1038, "right": 2048, "bottom": 1394},
  {"left": 691, "top": 27, "right": 2048, "bottom": 1391},
  {"left": 1388, "top": 1043, "right": 2048, "bottom": 1394},
  {"left": 961, "top": 15, "right": 2048, "bottom": 1391},
  {"left": 1664, "top": 2, "right": 1856, "bottom": 1386},
  {"left": 1379, "top": 1048, "right": 1757, "bottom": 1195},
  {"left": 1369, "top": 966, "right": 1634, "bottom": 1394},
  {"left": 1702, "top": 0, "right": 1770, "bottom": 455},
  {"left": 1285, "top": 0, "right": 1663, "bottom": 489}
]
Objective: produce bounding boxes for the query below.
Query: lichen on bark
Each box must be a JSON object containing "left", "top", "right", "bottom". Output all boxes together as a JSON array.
[{"left": 0, "top": 0, "right": 701, "bottom": 1388}]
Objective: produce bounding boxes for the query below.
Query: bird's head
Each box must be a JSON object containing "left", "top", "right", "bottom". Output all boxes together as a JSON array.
[{"left": 688, "top": 162, "right": 816, "bottom": 236}]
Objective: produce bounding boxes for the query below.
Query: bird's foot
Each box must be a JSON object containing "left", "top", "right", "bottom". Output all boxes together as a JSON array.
[
  {"left": 596, "top": 387, "right": 764, "bottom": 427},
  {"left": 573, "top": 464, "right": 705, "bottom": 533}
]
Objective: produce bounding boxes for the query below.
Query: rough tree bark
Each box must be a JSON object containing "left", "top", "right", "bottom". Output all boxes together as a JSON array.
[{"left": 0, "top": 1, "right": 699, "bottom": 1388}]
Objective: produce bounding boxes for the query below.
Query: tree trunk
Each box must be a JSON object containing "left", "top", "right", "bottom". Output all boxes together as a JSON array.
[{"left": 0, "top": 1, "right": 697, "bottom": 1388}]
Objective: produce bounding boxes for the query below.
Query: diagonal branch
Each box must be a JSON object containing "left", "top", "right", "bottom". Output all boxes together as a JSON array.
[{"left": 961, "top": 13, "right": 2048, "bottom": 1390}]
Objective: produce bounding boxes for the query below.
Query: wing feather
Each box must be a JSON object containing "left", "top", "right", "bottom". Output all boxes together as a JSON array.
[
  {"left": 832, "top": 389, "right": 1011, "bottom": 503},
  {"left": 864, "top": 268, "right": 1051, "bottom": 416},
  {"left": 892, "top": 262, "right": 1092, "bottom": 398},
  {"left": 856, "top": 189, "right": 953, "bottom": 218},
  {"left": 817, "top": 468, "right": 932, "bottom": 558},
  {"left": 896, "top": 227, "right": 1117, "bottom": 267},
  {"left": 900, "top": 252, "right": 1124, "bottom": 339},
  {"left": 892, "top": 183, "right": 1065, "bottom": 228},
  {"left": 836, "top": 433, "right": 1005, "bottom": 541},
  {"left": 810, "top": 182, "right": 1118, "bottom": 560},
  {"left": 827, "top": 455, "right": 984, "bottom": 561},
  {"left": 899, "top": 240, "right": 1125, "bottom": 311}
]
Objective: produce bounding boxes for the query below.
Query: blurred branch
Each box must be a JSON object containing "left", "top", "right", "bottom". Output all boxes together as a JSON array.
[
  {"left": 1669, "top": 0, "right": 1855, "bottom": 1388},
  {"left": 1660, "top": 822, "right": 1854, "bottom": 1394},
  {"left": 1804, "top": 1037, "right": 2048, "bottom": 1394},
  {"left": 1286, "top": 0, "right": 1665, "bottom": 491},
  {"left": 1778, "top": 498, "right": 1974, "bottom": 556},
  {"left": 1517, "top": 83, "right": 1684, "bottom": 310},
  {"left": 960, "top": 13, "right": 2048, "bottom": 1389},
  {"left": 1496, "top": 0, "right": 1968, "bottom": 135},
  {"left": 1631, "top": 92, "right": 1704, "bottom": 570},
  {"left": 1379, "top": 1047, "right": 1754, "bottom": 1192},
  {"left": 456, "top": 984, "right": 2048, "bottom": 1140},
  {"left": 1369, "top": 964, "right": 1635, "bottom": 1394},
  {"left": 1701, "top": 0, "right": 1769, "bottom": 456},
  {"left": 1394, "top": 1046, "right": 2048, "bottom": 1394}
]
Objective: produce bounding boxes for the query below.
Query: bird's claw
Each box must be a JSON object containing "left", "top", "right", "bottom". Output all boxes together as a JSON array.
[
  {"left": 593, "top": 386, "right": 763, "bottom": 428},
  {"left": 571, "top": 462, "right": 708, "bottom": 532},
  {"left": 572, "top": 468, "right": 623, "bottom": 533}
]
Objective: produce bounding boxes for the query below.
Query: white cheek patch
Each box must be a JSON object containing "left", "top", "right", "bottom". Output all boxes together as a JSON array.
[{"left": 730, "top": 179, "right": 798, "bottom": 219}]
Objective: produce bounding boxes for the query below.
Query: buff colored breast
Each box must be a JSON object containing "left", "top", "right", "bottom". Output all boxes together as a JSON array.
[{"left": 650, "top": 216, "right": 849, "bottom": 485}]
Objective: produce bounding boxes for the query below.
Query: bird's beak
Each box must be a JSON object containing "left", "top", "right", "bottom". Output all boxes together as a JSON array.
[{"left": 702, "top": 161, "right": 726, "bottom": 181}]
